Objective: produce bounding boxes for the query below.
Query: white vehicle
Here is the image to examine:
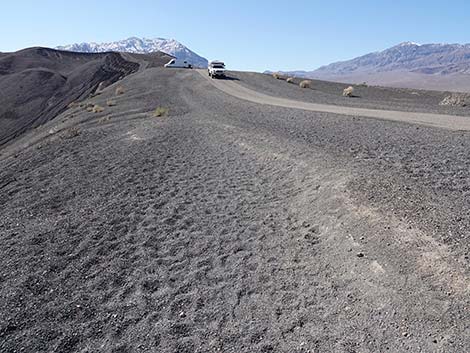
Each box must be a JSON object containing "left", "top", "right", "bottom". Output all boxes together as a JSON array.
[
  {"left": 208, "top": 61, "right": 226, "bottom": 78},
  {"left": 164, "top": 58, "right": 192, "bottom": 69}
]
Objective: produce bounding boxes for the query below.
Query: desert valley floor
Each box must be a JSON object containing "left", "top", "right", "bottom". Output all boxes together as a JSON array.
[{"left": 0, "top": 61, "right": 469, "bottom": 352}]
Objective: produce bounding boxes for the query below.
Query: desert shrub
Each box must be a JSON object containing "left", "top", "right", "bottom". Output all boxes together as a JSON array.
[
  {"left": 106, "top": 100, "right": 117, "bottom": 107},
  {"left": 272, "top": 73, "right": 282, "bottom": 80},
  {"left": 61, "top": 126, "right": 81, "bottom": 139},
  {"left": 92, "top": 105, "right": 104, "bottom": 113},
  {"left": 154, "top": 107, "right": 169, "bottom": 117},
  {"left": 286, "top": 77, "right": 294, "bottom": 83},
  {"left": 67, "top": 102, "right": 79, "bottom": 109},
  {"left": 115, "top": 86, "right": 125, "bottom": 95},
  {"left": 343, "top": 86, "right": 355, "bottom": 97},
  {"left": 99, "top": 116, "right": 111, "bottom": 123},
  {"left": 299, "top": 80, "right": 311, "bottom": 88},
  {"left": 84, "top": 102, "right": 95, "bottom": 111},
  {"left": 439, "top": 93, "right": 469, "bottom": 107}
]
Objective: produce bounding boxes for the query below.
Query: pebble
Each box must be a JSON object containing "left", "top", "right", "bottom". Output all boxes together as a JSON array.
[{"left": 356, "top": 252, "right": 365, "bottom": 258}]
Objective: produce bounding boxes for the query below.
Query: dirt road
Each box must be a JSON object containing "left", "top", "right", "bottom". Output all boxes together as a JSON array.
[{"left": 198, "top": 70, "right": 470, "bottom": 131}]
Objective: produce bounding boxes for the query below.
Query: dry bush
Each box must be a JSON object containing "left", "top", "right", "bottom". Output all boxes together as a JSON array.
[
  {"left": 115, "top": 86, "right": 125, "bottom": 95},
  {"left": 439, "top": 93, "right": 469, "bottom": 107},
  {"left": 299, "top": 80, "right": 311, "bottom": 88},
  {"left": 154, "top": 107, "right": 169, "bottom": 117},
  {"left": 84, "top": 102, "right": 95, "bottom": 111},
  {"left": 61, "top": 126, "right": 81, "bottom": 139},
  {"left": 106, "top": 100, "right": 117, "bottom": 107},
  {"left": 343, "top": 86, "right": 355, "bottom": 97},
  {"left": 272, "top": 73, "right": 282, "bottom": 80},
  {"left": 99, "top": 116, "right": 111, "bottom": 123},
  {"left": 92, "top": 105, "right": 105, "bottom": 113},
  {"left": 286, "top": 77, "right": 294, "bottom": 84},
  {"left": 67, "top": 102, "right": 79, "bottom": 109}
]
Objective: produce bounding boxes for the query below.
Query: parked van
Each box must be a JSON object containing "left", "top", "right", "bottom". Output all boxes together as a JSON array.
[
  {"left": 208, "top": 61, "right": 226, "bottom": 78},
  {"left": 164, "top": 58, "right": 192, "bottom": 69}
]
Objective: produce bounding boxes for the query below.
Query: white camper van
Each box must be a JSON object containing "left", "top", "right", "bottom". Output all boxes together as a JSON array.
[{"left": 164, "top": 58, "right": 192, "bottom": 69}]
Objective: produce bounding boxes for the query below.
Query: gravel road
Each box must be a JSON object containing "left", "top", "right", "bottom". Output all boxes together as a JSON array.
[
  {"left": 198, "top": 70, "right": 470, "bottom": 130},
  {"left": 0, "top": 67, "right": 469, "bottom": 352}
]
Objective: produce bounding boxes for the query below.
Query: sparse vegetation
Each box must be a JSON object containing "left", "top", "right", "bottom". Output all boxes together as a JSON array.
[
  {"left": 272, "top": 73, "right": 280, "bottom": 79},
  {"left": 106, "top": 100, "right": 117, "bottom": 107},
  {"left": 92, "top": 105, "right": 105, "bottom": 113},
  {"left": 84, "top": 103, "right": 94, "bottom": 112},
  {"left": 286, "top": 77, "right": 294, "bottom": 84},
  {"left": 439, "top": 93, "right": 469, "bottom": 107},
  {"left": 61, "top": 126, "right": 81, "bottom": 139},
  {"left": 299, "top": 80, "right": 311, "bottom": 89},
  {"left": 154, "top": 107, "right": 169, "bottom": 117},
  {"left": 115, "top": 86, "right": 125, "bottom": 95},
  {"left": 99, "top": 116, "right": 111, "bottom": 123},
  {"left": 67, "top": 102, "right": 79, "bottom": 109},
  {"left": 343, "top": 86, "right": 355, "bottom": 97}
]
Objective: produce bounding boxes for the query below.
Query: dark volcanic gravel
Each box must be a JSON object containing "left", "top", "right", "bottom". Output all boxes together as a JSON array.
[{"left": 0, "top": 67, "right": 469, "bottom": 352}]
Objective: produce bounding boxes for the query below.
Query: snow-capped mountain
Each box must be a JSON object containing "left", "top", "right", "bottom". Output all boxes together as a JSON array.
[
  {"left": 313, "top": 42, "right": 470, "bottom": 76},
  {"left": 57, "top": 37, "right": 208, "bottom": 67},
  {"left": 271, "top": 42, "right": 470, "bottom": 92}
]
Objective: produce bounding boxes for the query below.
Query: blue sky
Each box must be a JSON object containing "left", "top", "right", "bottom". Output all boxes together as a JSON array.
[{"left": 1, "top": 0, "right": 470, "bottom": 71}]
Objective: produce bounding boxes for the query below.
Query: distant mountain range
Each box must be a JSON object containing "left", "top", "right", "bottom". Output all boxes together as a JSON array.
[
  {"left": 57, "top": 37, "right": 208, "bottom": 67},
  {"left": 270, "top": 42, "right": 470, "bottom": 92}
]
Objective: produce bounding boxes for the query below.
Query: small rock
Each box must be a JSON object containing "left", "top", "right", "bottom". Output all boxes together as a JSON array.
[
  {"left": 302, "top": 221, "right": 310, "bottom": 228},
  {"left": 402, "top": 332, "right": 409, "bottom": 337},
  {"left": 356, "top": 252, "right": 365, "bottom": 258},
  {"left": 179, "top": 311, "right": 185, "bottom": 318}
]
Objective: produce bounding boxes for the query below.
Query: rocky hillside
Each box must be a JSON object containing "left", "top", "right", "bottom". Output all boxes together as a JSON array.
[
  {"left": 57, "top": 37, "right": 208, "bottom": 67},
  {"left": 315, "top": 42, "right": 470, "bottom": 76},
  {"left": 0, "top": 47, "right": 139, "bottom": 146}
]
